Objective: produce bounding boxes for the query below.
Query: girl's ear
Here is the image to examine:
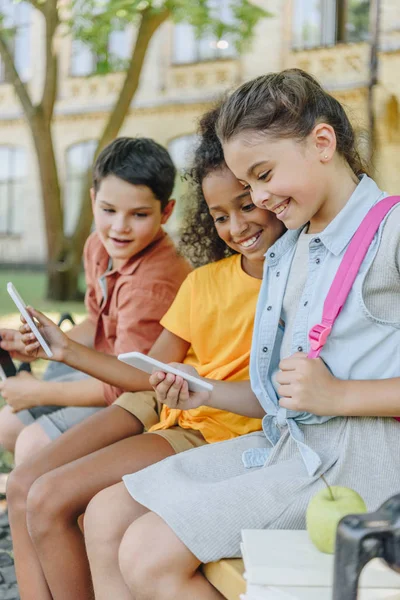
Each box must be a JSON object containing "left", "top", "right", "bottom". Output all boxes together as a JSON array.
[
  {"left": 312, "top": 123, "right": 337, "bottom": 163},
  {"left": 161, "top": 199, "right": 176, "bottom": 225}
]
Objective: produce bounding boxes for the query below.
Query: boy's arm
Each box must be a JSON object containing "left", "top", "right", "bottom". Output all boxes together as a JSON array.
[
  {"left": 0, "top": 373, "right": 105, "bottom": 412},
  {"left": 30, "top": 377, "right": 107, "bottom": 408}
]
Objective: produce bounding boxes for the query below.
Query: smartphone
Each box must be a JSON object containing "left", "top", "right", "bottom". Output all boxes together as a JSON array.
[
  {"left": 118, "top": 351, "right": 214, "bottom": 394},
  {"left": 6, "top": 282, "right": 53, "bottom": 358},
  {"left": 0, "top": 343, "right": 17, "bottom": 380}
]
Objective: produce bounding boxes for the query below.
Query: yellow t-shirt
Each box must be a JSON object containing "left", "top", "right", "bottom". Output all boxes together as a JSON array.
[{"left": 149, "top": 253, "right": 262, "bottom": 443}]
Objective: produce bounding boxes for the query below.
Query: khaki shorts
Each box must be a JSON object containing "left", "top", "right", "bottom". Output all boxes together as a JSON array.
[{"left": 115, "top": 391, "right": 206, "bottom": 454}]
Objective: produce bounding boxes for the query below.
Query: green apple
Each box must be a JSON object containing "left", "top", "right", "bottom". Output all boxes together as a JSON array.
[{"left": 306, "top": 484, "right": 367, "bottom": 554}]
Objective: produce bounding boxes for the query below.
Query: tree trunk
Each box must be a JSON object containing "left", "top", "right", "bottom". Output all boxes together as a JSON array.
[
  {"left": 29, "top": 112, "right": 79, "bottom": 300},
  {"left": 367, "top": 0, "right": 381, "bottom": 171},
  {"left": 47, "top": 255, "right": 84, "bottom": 301}
]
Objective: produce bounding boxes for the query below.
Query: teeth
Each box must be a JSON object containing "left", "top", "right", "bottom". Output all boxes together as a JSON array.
[
  {"left": 240, "top": 234, "right": 259, "bottom": 248},
  {"left": 274, "top": 200, "right": 290, "bottom": 214}
]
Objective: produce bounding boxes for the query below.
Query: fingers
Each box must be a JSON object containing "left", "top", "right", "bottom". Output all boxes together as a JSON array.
[
  {"left": 21, "top": 331, "right": 38, "bottom": 344},
  {"left": 279, "top": 352, "right": 307, "bottom": 371},
  {"left": 275, "top": 370, "right": 294, "bottom": 385},
  {"left": 150, "top": 372, "right": 188, "bottom": 408},
  {"left": 0, "top": 329, "right": 18, "bottom": 341},
  {"left": 149, "top": 370, "right": 166, "bottom": 387},
  {"left": 0, "top": 339, "right": 17, "bottom": 351},
  {"left": 27, "top": 307, "right": 55, "bottom": 327},
  {"left": 279, "top": 396, "right": 295, "bottom": 410},
  {"left": 19, "top": 328, "right": 40, "bottom": 356}
]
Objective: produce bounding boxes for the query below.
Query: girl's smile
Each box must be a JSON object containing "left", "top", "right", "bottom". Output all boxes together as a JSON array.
[
  {"left": 202, "top": 166, "right": 285, "bottom": 278},
  {"left": 236, "top": 230, "right": 263, "bottom": 249}
]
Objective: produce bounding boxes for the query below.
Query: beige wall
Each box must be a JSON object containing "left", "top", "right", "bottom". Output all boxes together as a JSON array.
[{"left": 0, "top": 0, "right": 399, "bottom": 264}]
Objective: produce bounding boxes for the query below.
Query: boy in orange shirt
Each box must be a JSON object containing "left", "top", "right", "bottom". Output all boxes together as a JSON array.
[{"left": 0, "top": 137, "right": 190, "bottom": 463}]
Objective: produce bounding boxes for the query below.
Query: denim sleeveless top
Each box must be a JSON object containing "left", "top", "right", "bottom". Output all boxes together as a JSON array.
[{"left": 246, "top": 176, "right": 400, "bottom": 475}]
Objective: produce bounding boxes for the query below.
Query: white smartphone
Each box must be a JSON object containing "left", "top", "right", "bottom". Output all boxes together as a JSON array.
[
  {"left": 7, "top": 282, "right": 53, "bottom": 358},
  {"left": 118, "top": 351, "right": 214, "bottom": 394}
]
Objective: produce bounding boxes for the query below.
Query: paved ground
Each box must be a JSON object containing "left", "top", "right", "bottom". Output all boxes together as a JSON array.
[
  {"left": 0, "top": 475, "right": 18, "bottom": 600},
  {"left": 0, "top": 507, "right": 18, "bottom": 600}
]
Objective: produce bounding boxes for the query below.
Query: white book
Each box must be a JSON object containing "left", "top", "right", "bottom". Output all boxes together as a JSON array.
[
  {"left": 241, "top": 530, "right": 400, "bottom": 589},
  {"left": 241, "top": 585, "right": 400, "bottom": 600}
]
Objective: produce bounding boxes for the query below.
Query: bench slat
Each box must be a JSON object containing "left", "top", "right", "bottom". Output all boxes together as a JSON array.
[{"left": 203, "top": 559, "right": 246, "bottom": 600}]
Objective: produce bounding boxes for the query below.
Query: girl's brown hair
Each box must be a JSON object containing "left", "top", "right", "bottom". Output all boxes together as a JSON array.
[{"left": 216, "top": 68, "right": 367, "bottom": 177}]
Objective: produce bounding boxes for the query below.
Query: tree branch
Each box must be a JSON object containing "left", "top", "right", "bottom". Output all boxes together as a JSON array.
[
  {"left": 96, "top": 6, "right": 170, "bottom": 152},
  {"left": 0, "top": 31, "right": 35, "bottom": 118},
  {"left": 40, "top": 0, "right": 59, "bottom": 121}
]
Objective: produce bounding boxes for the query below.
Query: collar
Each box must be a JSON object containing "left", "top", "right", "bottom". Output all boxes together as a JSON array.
[
  {"left": 264, "top": 228, "right": 302, "bottom": 265},
  {"left": 319, "top": 175, "right": 386, "bottom": 256}
]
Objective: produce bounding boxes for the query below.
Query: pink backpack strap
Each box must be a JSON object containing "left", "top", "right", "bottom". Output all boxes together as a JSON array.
[{"left": 308, "top": 196, "right": 400, "bottom": 359}]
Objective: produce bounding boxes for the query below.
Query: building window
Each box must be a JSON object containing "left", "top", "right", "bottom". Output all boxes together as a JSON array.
[
  {"left": 0, "top": 0, "right": 31, "bottom": 83},
  {"left": 64, "top": 141, "right": 96, "bottom": 235},
  {"left": 173, "top": 0, "right": 237, "bottom": 64},
  {"left": 0, "top": 146, "right": 26, "bottom": 235},
  {"left": 292, "top": 0, "right": 370, "bottom": 50},
  {"left": 70, "top": 26, "right": 133, "bottom": 76},
  {"left": 167, "top": 135, "right": 198, "bottom": 234}
]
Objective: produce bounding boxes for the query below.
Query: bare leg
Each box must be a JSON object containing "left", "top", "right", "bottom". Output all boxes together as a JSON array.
[
  {"left": 119, "top": 512, "right": 224, "bottom": 600},
  {"left": 6, "top": 405, "right": 144, "bottom": 600},
  {"left": 84, "top": 482, "right": 150, "bottom": 600},
  {"left": 14, "top": 422, "right": 51, "bottom": 466},
  {"left": 27, "top": 433, "right": 174, "bottom": 600},
  {"left": 0, "top": 404, "right": 24, "bottom": 452}
]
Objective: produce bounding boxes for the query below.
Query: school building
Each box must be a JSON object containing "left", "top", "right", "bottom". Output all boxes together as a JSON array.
[{"left": 0, "top": 0, "right": 399, "bottom": 265}]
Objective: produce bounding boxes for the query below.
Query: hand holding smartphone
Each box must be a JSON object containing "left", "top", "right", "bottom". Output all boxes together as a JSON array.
[
  {"left": 118, "top": 351, "right": 213, "bottom": 394},
  {"left": 7, "top": 283, "right": 53, "bottom": 358}
]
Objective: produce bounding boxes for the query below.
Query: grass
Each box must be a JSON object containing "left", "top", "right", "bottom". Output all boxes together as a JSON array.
[
  {"left": 0, "top": 270, "right": 87, "bottom": 373},
  {"left": 0, "top": 270, "right": 86, "bottom": 335},
  {"left": 0, "top": 270, "right": 86, "bottom": 319}
]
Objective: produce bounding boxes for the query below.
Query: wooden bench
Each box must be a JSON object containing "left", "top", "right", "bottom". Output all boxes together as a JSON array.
[{"left": 203, "top": 559, "right": 246, "bottom": 600}]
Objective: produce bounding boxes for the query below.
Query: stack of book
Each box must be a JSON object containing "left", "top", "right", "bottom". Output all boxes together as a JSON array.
[{"left": 240, "top": 530, "right": 400, "bottom": 600}]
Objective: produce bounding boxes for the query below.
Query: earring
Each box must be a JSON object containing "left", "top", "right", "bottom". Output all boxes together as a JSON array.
[{"left": 324, "top": 155, "right": 328, "bottom": 159}]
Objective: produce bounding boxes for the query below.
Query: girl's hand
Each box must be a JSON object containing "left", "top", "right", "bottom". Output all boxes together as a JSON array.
[
  {"left": 276, "top": 352, "right": 343, "bottom": 416},
  {"left": 0, "top": 371, "right": 42, "bottom": 412},
  {"left": 149, "top": 363, "right": 212, "bottom": 410},
  {"left": 18, "top": 307, "right": 68, "bottom": 362}
]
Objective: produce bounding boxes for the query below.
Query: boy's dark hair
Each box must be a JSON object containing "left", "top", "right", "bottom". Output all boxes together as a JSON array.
[
  {"left": 93, "top": 137, "right": 176, "bottom": 209},
  {"left": 178, "top": 106, "right": 237, "bottom": 268},
  {"left": 216, "top": 68, "right": 368, "bottom": 177}
]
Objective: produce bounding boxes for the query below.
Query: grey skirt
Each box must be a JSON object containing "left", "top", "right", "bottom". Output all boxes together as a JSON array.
[{"left": 123, "top": 416, "right": 400, "bottom": 563}]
